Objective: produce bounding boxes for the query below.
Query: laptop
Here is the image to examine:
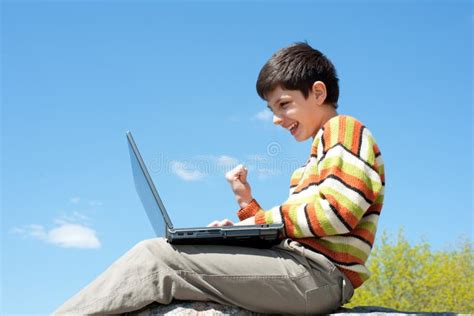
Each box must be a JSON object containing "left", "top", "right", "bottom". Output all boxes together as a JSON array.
[{"left": 126, "top": 131, "right": 284, "bottom": 247}]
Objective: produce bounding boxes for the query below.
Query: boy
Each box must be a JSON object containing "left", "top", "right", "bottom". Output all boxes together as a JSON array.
[{"left": 55, "top": 42, "right": 384, "bottom": 315}]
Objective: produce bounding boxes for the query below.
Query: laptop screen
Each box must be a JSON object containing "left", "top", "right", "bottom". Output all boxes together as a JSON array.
[{"left": 127, "top": 132, "right": 173, "bottom": 236}]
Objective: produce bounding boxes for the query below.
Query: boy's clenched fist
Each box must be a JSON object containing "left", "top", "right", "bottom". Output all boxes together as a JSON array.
[{"left": 225, "top": 164, "right": 253, "bottom": 208}]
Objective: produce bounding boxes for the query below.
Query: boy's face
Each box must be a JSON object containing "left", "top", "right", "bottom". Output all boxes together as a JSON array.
[{"left": 266, "top": 85, "right": 329, "bottom": 142}]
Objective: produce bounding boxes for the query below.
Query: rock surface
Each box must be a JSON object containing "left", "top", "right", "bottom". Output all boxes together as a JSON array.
[{"left": 125, "top": 301, "right": 460, "bottom": 315}]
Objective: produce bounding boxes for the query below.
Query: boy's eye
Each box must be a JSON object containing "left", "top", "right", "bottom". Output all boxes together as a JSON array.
[{"left": 280, "top": 102, "right": 289, "bottom": 108}]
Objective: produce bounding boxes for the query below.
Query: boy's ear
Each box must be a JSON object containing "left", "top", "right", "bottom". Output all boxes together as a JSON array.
[{"left": 312, "top": 81, "right": 327, "bottom": 105}]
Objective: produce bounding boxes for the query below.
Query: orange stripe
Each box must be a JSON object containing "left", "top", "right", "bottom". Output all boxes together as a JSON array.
[
  {"left": 323, "top": 124, "right": 331, "bottom": 152},
  {"left": 298, "top": 239, "right": 364, "bottom": 264},
  {"left": 366, "top": 203, "right": 382, "bottom": 214},
  {"left": 338, "top": 267, "right": 364, "bottom": 289},
  {"left": 297, "top": 239, "right": 365, "bottom": 288},
  {"left": 281, "top": 204, "right": 296, "bottom": 238},
  {"left": 351, "top": 227, "right": 375, "bottom": 244},
  {"left": 237, "top": 199, "right": 262, "bottom": 221},
  {"left": 338, "top": 115, "right": 346, "bottom": 144},
  {"left": 325, "top": 194, "right": 359, "bottom": 228},
  {"left": 294, "top": 166, "right": 377, "bottom": 202},
  {"left": 306, "top": 203, "right": 326, "bottom": 236},
  {"left": 290, "top": 177, "right": 300, "bottom": 187},
  {"left": 319, "top": 166, "right": 376, "bottom": 202},
  {"left": 373, "top": 143, "right": 381, "bottom": 156},
  {"left": 351, "top": 120, "right": 362, "bottom": 154},
  {"left": 292, "top": 174, "right": 319, "bottom": 194}
]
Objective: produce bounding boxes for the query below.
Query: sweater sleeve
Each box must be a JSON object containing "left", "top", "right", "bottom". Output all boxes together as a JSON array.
[
  {"left": 240, "top": 117, "right": 384, "bottom": 238},
  {"left": 237, "top": 199, "right": 261, "bottom": 221}
]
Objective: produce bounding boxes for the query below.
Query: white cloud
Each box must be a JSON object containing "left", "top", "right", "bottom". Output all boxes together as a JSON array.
[
  {"left": 192, "top": 155, "right": 240, "bottom": 175},
  {"left": 216, "top": 155, "right": 239, "bottom": 169},
  {"left": 70, "top": 197, "right": 80, "bottom": 204},
  {"left": 253, "top": 109, "right": 273, "bottom": 122},
  {"left": 11, "top": 215, "right": 101, "bottom": 249},
  {"left": 48, "top": 224, "right": 100, "bottom": 249},
  {"left": 170, "top": 161, "right": 205, "bottom": 181}
]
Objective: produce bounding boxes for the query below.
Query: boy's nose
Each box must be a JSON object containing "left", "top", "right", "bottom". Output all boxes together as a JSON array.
[{"left": 273, "top": 114, "right": 283, "bottom": 125}]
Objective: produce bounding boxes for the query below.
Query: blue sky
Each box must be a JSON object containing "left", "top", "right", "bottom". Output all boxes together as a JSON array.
[{"left": 1, "top": 0, "right": 472, "bottom": 314}]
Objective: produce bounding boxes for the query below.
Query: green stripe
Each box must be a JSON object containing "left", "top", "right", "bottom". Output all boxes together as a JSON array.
[
  {"left": 315, "top": 199, "right": 337, "bottom": 235},
  {"left": 289, "top": 205, "right": 303, "bottom": 238},
  {"left": 288, "top": 195, "right": 317, "bottom": 205},
  {"left": 320, "top": 155, "right": 381, "bottom": 193},
  {"left": 344, "top": 117, "right": 355, "bottom": 149},
  {"left": 378, "top": 164, "right": 385, "bottom": 176},
  {"left": 265, "top": 210, "right": 273, "bottom": 224},
  {"left": 318, "top": 239, "right": 369, "bottom": 261},
  {"left": 307, "top": 163, "right": 318, "bottom": 174},
  {"left": 322, "top": 187, "right": 365, "bottom": 220},
  {"left": 358, "top": 220, "right": 376, "bottom": 233},
  {"left": 329, "top": 117, "right": 340, "bottom": 146},
  {"left": 311, "top": 134, "right": 321, "bottom": 150},
  {"left": 375, "top": 194, "right": 384, "bottom": 204},
  {"left": 291, "top": 169, "right": 304, "bottom": 179},
  {"left": 365, "top": 134, "right": 376, "bottom": 166}
]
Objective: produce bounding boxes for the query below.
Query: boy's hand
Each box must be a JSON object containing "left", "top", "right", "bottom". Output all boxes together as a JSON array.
[
  {"left": 225, "top": 164, "right": 253, "bottom": 208},
  {"left": 234, "top": 216, "right": 255, "bottom": 226},
  {"left": 207, "top": 217, "right": 255, "bottom": 227},
  {"left": 207, "top": 219, "right": 234, "bottom": 227}
]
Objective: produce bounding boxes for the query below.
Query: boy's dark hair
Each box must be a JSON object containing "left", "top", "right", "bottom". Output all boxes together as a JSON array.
[{"left": 256, "top": 42, "right": 339, "bottom": 108}]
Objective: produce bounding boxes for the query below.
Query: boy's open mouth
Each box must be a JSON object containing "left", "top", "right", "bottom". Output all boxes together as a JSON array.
[{"left": 288, "top": 122, "right": 299, "bottom": 135}]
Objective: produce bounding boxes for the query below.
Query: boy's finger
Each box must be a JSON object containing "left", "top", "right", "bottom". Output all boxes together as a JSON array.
[
  {"left": 220, "top": 219, "right": 234, "bottom": 226},
  {"left": 225, "top": 164, "right": 244, "bottom": 182},
  {"left": 234, "top": 166, "right": 248, "bottom": 183},
  {"left": 207, "top": 220, "right": 220, "bottom": 227},
  {"left": 241, "top": 167, "right": 248, "bottom": 182}
]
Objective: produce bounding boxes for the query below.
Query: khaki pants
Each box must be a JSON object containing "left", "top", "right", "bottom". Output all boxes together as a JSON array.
[{"left": 54, "top": 238, "right": 353, "bottom": 315}]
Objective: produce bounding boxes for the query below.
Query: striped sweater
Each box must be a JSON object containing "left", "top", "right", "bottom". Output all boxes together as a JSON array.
[{"left": 237, "top": 115, "right": 385, "bottom": 288}]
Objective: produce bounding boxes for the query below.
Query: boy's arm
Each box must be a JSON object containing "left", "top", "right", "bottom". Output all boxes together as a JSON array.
[{"left": 237, "top": 125, "right": 384, "bottom": 238}]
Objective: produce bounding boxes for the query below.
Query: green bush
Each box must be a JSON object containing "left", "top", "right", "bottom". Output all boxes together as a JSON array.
[{"left": 345, "top": 229, "right": 473, "bottom": 313}]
